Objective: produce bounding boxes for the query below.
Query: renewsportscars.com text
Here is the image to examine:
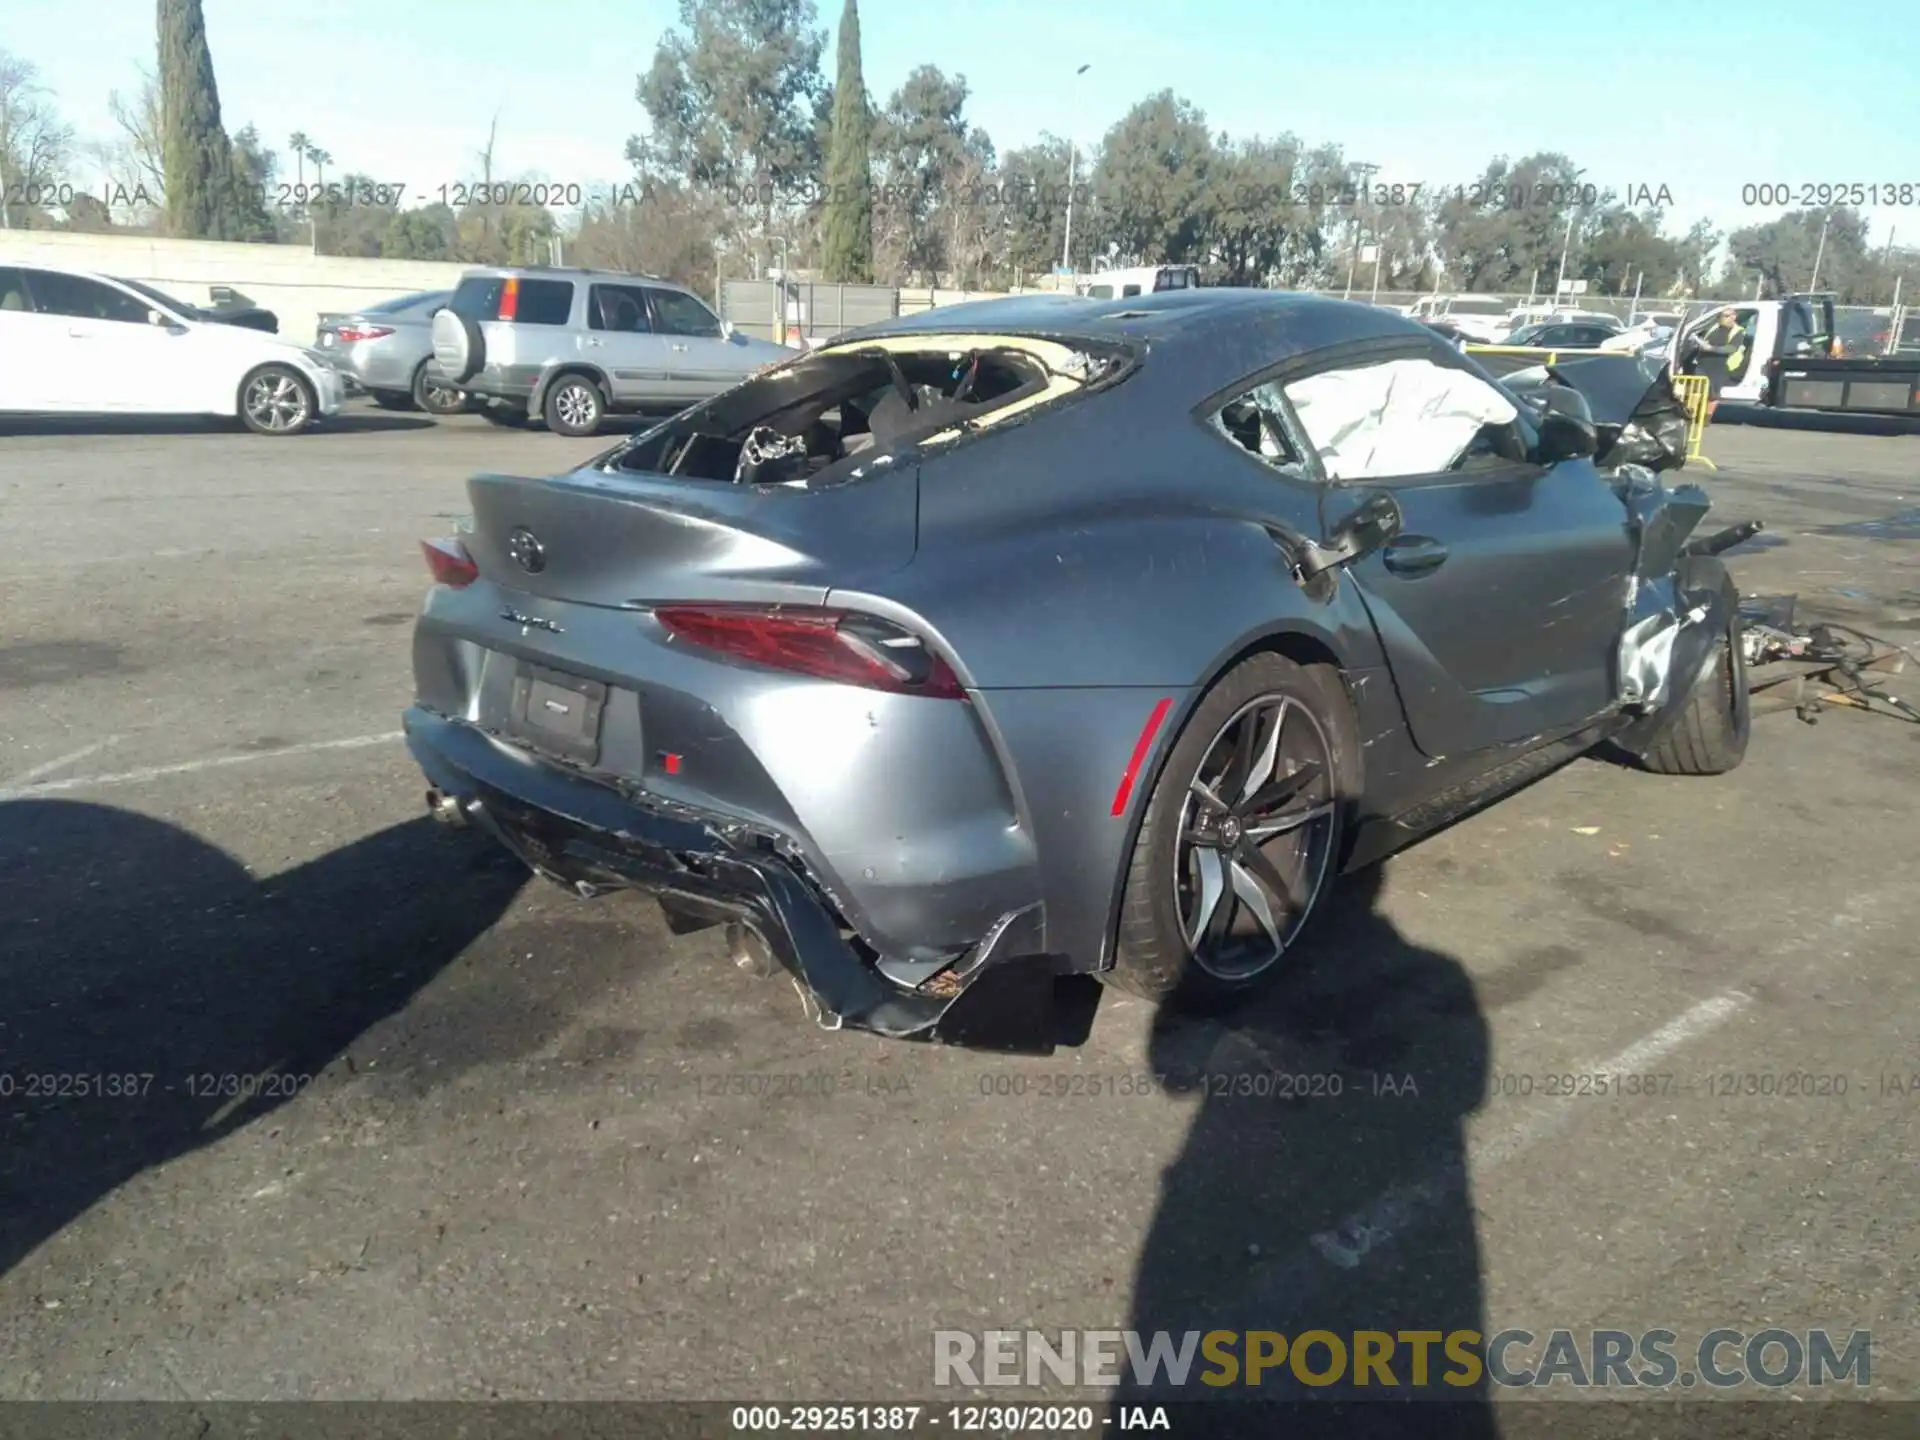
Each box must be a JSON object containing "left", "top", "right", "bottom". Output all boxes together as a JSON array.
[{"left": 932, "top": 1328, "right": 1871, "bottom": 1390}]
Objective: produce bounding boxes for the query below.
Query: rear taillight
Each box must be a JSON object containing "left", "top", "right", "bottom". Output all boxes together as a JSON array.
[
  {"left": 421, "top": 537, "right": 478, "bottom": 587},
  {"left": 335, "top": 324, "right": 395, "bottom": 343},
  {"left": 498, "top": 277, "right": 520, "bottom": 322},
  {"left": 653, "top": 605, "right": 965, "bottom": 699}
]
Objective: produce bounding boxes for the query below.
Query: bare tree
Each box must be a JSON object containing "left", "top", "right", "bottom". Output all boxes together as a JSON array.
[
  {"left": 0, "top": 50, "right": 76, "bottom": 228},
  {"left": 84, "top": 64, "right": 167, "bottom": 221}
]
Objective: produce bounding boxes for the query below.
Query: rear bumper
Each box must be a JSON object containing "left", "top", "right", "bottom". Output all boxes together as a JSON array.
[{"left": 404, "top": 706, "right": 1058, "bottom": 1051}]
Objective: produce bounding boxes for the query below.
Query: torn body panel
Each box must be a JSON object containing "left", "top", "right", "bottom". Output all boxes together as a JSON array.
[
  {"left": 1611, "top": 464, "right": 1716, "bottom": 711},
  {"left": 1501, "top": 354, "right": 1692, "bottom": 471}
]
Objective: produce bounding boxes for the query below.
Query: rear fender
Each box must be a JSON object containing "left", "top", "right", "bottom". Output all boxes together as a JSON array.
[{"left": 531, "top": 361, "right": 614, "bottom": 414}]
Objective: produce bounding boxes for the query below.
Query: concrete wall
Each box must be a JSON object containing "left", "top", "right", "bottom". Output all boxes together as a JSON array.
[{"left": 0, "top": 232, "right": 471, "bottom": 344}]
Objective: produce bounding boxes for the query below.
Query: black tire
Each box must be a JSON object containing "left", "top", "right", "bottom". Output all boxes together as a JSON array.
[
  {"left": 477, "top": 403, "right": 530, "bottom": 429},
  {"left": 1106, "top": 653, "right": 1356, "bottom": 1007},
  {"left": 237, "top": 364, "right": 317, "bottom": 435},
  {"left": 411, "top": 361, "right": 467, "bottom": 416},
  {"left": 1634, "top": 577, "right": 1750, "bottom": 776},
  {"left": 370, "top": 390, "right": 415, "bottom": 411},
  {"left": 543, "top": 374, "right": 606, "bottom": 437}
]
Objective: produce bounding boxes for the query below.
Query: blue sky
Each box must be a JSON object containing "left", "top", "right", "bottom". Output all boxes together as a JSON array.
[{"left": 12, "top": 0, "right": 1920, "bottom": 246}]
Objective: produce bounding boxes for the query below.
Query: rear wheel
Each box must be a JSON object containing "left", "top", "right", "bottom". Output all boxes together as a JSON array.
[
  {"left": 543, "top": 375, "right": 606, "bottom": 437},
  {"left": 238, "top": 365, "right": 316, "bottom": 435},
  {"left": 412, "top": 362, "right": 467, "bottom": 416},
  {"left": 1106, "top": 653, "right": 1352, "bottom": 1006}
]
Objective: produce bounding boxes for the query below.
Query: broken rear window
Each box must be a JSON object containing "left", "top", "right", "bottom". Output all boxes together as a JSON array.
[{"left": 607, "top": 334, "right": 1135, "bottom": 487}]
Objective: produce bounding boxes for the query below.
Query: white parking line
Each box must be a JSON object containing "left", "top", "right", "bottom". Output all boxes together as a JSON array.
[
  {"left": 0, "top": 730, "right": 404, "bottom": 800},
  {"left": 1308, "top": 989, "right": 1753, "bottom": 1270},
  {"left": 2, "top": 736, "right": 124, "bottom": 789},
  {"left": 1204, "top": 988, "right": 1756, "bottom": 1322}
]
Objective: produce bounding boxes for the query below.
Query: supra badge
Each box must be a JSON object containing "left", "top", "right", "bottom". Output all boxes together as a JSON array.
[
  {"left": 501, "top": 608, "right": 563, "bottom": 635},
  {"left": 506, "top": 526, "right": 546, "bottom": 574}
]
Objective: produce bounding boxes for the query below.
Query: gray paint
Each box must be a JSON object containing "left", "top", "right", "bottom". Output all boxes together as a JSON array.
[{"left": 404, "top": 289, "right": 1729, "bottom": 1040}]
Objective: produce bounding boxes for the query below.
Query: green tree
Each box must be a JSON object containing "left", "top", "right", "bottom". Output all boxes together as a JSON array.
[
  {"left": 874, "top": 65, "right": 986, "bottom": 281},
  {"left": 382, "top": 204, "right": 457, "bottom": 260},
  {"left": 819, "top": 0, "right": 872, "bottom": 282},
  {"left": 1091, "top": 91, "right": 1216, "bottom": 266},
  {"left": 996, "top": 136, "right": 1072, "bottom": 280},
  {"left": 158, "top": 0, "right": 242, "bottom": 237},
  {"left": 1726, "top": 207, "right": 1875, "bottom": 300},
  {"left": 227, "top": 123, "right": 278, "bottom": 240},
  {"left": 633, "top": 0, "right": 826, "bottom": 247}
]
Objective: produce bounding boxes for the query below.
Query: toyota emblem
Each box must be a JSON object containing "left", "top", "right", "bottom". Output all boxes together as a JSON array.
[{"left": 507, "top": 527, "right": 546, "bottom": 574}]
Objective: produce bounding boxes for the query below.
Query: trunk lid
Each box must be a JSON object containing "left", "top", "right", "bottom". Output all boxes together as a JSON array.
[{"left": 463, "top": 465, "right": 921, "bottom": 608}]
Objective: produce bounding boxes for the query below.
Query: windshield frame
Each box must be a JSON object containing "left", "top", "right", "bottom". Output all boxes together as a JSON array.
[{"left": 111, "top": 276, "right": 201, "bottom": 321}]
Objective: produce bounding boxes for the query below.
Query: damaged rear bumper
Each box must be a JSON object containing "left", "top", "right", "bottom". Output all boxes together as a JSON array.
[{"left": 403, "top": 707, "right": 1058, "bottom": 1052}]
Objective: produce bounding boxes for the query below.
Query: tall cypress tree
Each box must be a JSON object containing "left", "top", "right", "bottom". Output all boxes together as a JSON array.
[
  {"left": 158, "top": 0, "right": 247, "bottom": 239},
  {"left": 820, "top": 0, "right": 873, "bottom": 283}
]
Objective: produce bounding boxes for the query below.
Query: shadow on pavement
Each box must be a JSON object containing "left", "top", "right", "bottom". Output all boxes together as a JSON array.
[
  {"left": 0, "top": 412, "right": 435, "bottom": 437},
  {"left": 0, "top": 800, "right": 528, "bottom": 1280},
  {"left": 1117, "top": 864, "right": 1496, "bottom": 1437}
]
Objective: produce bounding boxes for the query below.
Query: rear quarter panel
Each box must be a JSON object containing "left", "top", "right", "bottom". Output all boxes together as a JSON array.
[{"left": 827, "top": 385, "right": 1406, "bottom": 968}]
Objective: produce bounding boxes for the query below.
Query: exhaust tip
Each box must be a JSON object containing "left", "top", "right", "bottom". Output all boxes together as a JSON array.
[
  {"left": 725, "top": 921, "right": 779, "bottom": 980},
  {"left": 426, "top": 788, "right": 470, "bottom": 829}
]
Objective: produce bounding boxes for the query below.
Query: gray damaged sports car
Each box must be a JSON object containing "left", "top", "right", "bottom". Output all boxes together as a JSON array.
[{"left": 404, "top": 290, "right": 1751, "bottom": 1051}]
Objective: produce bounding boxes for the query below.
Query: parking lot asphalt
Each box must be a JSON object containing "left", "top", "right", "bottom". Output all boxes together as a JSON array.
[{"left": 2, "top": 405, "right": 1918, "bottom": 1409}]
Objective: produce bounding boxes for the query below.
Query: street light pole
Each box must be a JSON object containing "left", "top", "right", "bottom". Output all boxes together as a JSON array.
[
  {"left": 1809, "top": 211, "right": 1831, "bottom": 292},
  {"left": 1061, "top": 63, "right": 1091, "bottom": 280},
  {"left": 1343, "top": 161, "right": 1377, "bottom": 301},
  {"left": 1552, "top": 169, "right": 1586, "bottom": 308}
]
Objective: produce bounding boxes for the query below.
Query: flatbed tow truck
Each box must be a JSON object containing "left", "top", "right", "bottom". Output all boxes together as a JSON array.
[{"left": 1671, "top": 293, "right": 1920, "bottom": 417}]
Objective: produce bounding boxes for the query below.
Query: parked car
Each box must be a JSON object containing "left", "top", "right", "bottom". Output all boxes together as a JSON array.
[
  {"left": 1503, "top": 319, "right": 1622, "bottom": 349},
  {"left": 428, "top": 266, "right": 792, "bottom": 436},
  {"left": 403, "top": 289, "right": 1746, "bottom": 1049},
  {"left": 315, "top": 290, "right": 466, "bottom": 415},
  {"left": 0, "top": 264, "right": 344, "bottom": 434},
  {"left": 1076, "top": 265, "right": 1201, "bottom": 298},
  {"left": 1401, "top": 294, "right": 1511, "bottom": 342}
]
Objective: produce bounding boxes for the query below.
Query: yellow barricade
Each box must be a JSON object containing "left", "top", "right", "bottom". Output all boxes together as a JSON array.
[{"left": 1670, "top": 372, "right": 1715, "bottom": 470}]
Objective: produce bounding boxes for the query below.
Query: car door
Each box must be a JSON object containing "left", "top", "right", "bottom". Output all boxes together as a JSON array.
[
  {"left": 643, "top": 287, "right": 744, "bottom": 403},
  {"left": 24, "top": 270, "right": 182, "bottom": 412},
  {"left": 0, "top": 266, "right": 56, "bottom": 410},
  {"left": 1281, "top": 344, "right": 1635, "bottom": 757},
  {"left": 585, "top": 283, "right": 671, "bottom": 408}
]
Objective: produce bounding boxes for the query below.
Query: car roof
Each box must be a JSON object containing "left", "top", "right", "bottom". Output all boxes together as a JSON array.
[
  {"left": 842, "top": 289, "right": 1438, "bottom": 398},
  {"left": 856, "top": 290, "right": 1447, "bottom": 402},
  {"left": 456, "top": 265, "right": 681, "bottom": 288}
]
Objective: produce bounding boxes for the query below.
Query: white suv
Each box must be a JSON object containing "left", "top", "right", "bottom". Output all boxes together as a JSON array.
[
  {"left": 0, "top": 264, "right": 345, "bottom": 434},
  {"left": 429, "top": 266, "right": 792, "bottom": 436}
]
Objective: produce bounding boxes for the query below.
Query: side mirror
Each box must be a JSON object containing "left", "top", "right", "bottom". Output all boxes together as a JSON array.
[
  {"left": 1297, "top": 490, "right": 1404, "bottom": 579},
  {"left": 1533, "top": 383, "right": 1597, "bottom": 463}
]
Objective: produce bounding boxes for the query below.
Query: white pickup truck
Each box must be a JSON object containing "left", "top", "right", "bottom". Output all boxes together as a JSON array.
[{"left": 1668, "top": 294, "right": 1920, "bottom": 416}]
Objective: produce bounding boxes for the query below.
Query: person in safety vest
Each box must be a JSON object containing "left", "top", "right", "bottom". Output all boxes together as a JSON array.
[{"left": 1685, "top": 306, "right": 1751, "bottom": 419}]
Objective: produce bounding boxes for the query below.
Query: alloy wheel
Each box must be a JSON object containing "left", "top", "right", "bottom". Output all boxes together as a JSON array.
[
  {"left": 1173, "top": 693, "right": 1338, "bottom": 982},
  {"left": 554, "top": 382, "right": 598, "bottom": 431},
  {"left": 243, "top": 371, "right": 310, "bottom": 432}
]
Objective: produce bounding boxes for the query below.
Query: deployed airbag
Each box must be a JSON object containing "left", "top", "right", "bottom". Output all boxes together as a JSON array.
[{"left": 1287, "top": 359, "right": 1519, "bottom": 480}]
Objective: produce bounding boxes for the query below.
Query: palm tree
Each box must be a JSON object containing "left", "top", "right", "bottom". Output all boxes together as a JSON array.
[
  {"left": 310, "top": 147, "right": 332, "bottom": 188},
  {"left": 288, "top": 131, "right": 310, "bottom": 186}
]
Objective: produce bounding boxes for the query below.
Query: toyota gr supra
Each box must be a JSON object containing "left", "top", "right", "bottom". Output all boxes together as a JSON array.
[{"left": 403, "top": 290, "right": 1750, "bottom": 1052}]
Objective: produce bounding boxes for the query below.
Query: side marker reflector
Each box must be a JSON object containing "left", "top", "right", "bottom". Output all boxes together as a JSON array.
[{"left": 1111, "top": 697, "right": 1175, "bottom": 817}]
